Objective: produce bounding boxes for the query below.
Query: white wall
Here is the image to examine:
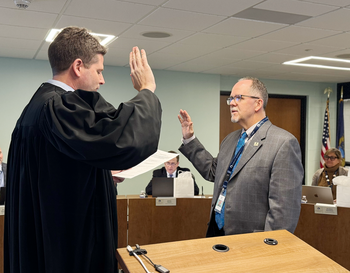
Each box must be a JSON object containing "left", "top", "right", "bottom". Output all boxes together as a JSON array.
[{"left": 0, "top": 57, "right": 338, "bottom": 195}]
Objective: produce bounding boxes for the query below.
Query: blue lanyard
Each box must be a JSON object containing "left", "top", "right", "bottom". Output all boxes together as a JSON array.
[{"left": 222, "top": 116, "right": 268, "bottom": 189}]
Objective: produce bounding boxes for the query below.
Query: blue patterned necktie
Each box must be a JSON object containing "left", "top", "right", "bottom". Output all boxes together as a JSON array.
[
  {"left": 169, "top": 174, "right": 173, "bottom": 178},
  {"left": 215, "top": 132, "right": 247, "bottom": 230}
]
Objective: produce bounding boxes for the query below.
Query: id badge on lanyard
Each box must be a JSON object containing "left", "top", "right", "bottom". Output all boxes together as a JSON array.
[{"left": 214, "top": 188, "right": 226, "bottom": 213}]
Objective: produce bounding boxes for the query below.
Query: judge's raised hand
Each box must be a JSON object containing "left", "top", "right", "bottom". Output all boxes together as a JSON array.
[
  {"left": 178, "top": 109, "right": 194, "bottom": 139},
  {"left": 129, "top": 46, "right": 156, "bottom": 92}
]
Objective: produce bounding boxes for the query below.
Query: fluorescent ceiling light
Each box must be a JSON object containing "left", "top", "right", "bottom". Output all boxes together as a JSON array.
[
  {"left": 283, "top": 56, "right": 350, "bottom": 71},
  {"left": 45, "top": 29, "right": 117, "bottom": 46}
]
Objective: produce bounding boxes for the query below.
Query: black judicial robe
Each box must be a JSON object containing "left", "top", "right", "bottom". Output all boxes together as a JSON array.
[{"left": 4, "top": 83, "right": 162, "bottom": 273}]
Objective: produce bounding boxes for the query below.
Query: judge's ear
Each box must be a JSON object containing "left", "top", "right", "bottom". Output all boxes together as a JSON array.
[{"left": 72, "top": 59, "right": 84, "bottom": 77}]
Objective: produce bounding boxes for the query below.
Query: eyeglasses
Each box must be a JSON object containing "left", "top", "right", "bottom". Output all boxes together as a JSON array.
[
  {"left": 324, "top": 155, "right": 338, "bottom": 161},
  {"left": 165, "top": 162, "right": 177, "bottom": 166},
  {"left": 226, "top": 95, "right": 260, "bottom": 105}
]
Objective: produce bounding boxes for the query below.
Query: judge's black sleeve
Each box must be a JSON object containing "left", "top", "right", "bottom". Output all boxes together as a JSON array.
[{"left": 4, "top": 83, "right": 162, "bottom": 273}]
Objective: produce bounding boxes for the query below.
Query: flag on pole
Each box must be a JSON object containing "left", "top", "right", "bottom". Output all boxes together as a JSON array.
[
  {"left": 320, "top": 97, "right": 330, "bottom": 168},
  {"left": 336, "top": 86, "right": 345, "bottom": 166}
]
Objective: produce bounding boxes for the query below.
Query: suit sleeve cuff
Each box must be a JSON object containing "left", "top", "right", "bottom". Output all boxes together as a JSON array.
[{"left": 181, "top": 134, "right": 195, "bottom": 145}]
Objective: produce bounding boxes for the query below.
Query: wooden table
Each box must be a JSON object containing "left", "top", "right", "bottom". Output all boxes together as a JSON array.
[
  {"left": 294, "top": 203, "right": 350, "bottom": 270},
  {"left": 117, "top": 229, "right": 349, "bottom": 273},
  {"left": 127, "top": 196, "right": 212, "bottom": 246}
]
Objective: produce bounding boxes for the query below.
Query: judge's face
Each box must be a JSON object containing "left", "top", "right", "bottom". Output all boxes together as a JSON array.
[
  {"left": 78, "top": 54, "right": 105, "bottom": 91},
  {"left": 324, "top": 152, "right": 340, "bottom": 168},
  {"left": 164, "top": 158, "right": 179, "bottom": 174}
]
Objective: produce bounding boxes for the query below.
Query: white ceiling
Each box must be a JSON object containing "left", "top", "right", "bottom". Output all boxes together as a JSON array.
[{"left": 2, "top": 0, "right": 350, "bottom": 83}]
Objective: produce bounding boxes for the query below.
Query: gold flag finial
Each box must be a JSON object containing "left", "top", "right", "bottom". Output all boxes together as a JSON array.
[{"left": 324, "top": 87, "right": 333, "bottom": 98}]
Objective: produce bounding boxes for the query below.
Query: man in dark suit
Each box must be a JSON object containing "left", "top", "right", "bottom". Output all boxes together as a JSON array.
[
  {"left": 178, "top": 77, "right": 303, "bottom": 237},
  {"left": 146, "top": 151, "right": 199, "bottom": 195},
  {"left": 0, "top": 147, "right": 6, "bottom": 187}
]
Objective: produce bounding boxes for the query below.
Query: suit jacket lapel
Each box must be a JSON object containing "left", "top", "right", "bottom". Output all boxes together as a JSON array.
[{"left": 230, "top": 120, "right": 271, "bottom": 179}]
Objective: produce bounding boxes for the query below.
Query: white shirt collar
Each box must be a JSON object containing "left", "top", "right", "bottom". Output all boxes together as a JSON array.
[
  {"left": 241, "top": 120, "right": 260, "bottom": 138},
  {"left": 167, "top": 170, "right": 176, "bottom": 177},
  {"left": 47, "top": 79, "right": 75, "bottom": 92}
]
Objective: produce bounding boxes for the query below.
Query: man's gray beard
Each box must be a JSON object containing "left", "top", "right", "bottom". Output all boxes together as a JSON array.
[{"left": 231, "top": 116, "right": 239, "bottom": 123}]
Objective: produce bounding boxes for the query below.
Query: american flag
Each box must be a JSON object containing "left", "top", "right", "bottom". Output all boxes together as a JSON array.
[{"left": 320, "top": 97, "right": 330, "bottom": 168}]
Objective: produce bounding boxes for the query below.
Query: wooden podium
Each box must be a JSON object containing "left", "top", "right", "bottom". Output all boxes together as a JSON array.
[
  {"left": 127, "top": 196, "right": 212, "bottom": 246},
  {"left": 117, "top": 229, "right": 349, "bottom": 273}
]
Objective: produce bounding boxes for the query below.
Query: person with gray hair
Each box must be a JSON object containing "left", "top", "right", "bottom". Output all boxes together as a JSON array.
[
  {"left": 4, "top": 26, "right": 162, "bottom": 273},
  {"left": 312, "top": 147, "right": 348, "bottom": 200},
  {"left": 178, "top": 76, "right": 303, "bottom": 237}
]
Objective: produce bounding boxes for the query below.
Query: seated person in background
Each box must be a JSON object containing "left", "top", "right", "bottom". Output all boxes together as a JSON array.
[
  {"left": 146, "top": 151, "right": 199, "bottom": 195},
  {"left": 312, "top": 148, "right": 348, "bottom": 200}
]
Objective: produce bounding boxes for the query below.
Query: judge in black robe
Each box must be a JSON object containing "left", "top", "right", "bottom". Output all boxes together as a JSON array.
[{"left": 4, "top": 82, "right": 161, "bottom": 273}]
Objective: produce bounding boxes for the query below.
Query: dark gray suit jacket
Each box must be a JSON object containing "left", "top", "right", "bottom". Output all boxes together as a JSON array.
[
  {"left": 1, "top": 162, "right": 6, "bottom": 186},
  {"left": 180, "top": 120, "right": 304, "bottom": 236}
]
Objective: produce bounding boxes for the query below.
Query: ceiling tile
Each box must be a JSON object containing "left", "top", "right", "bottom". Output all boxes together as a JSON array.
[
  {"left": 103, "top": 47, "right": 131, "bottom": 67},
  {"left": 322, "top": 48, "right": 350, "bottom": 58},
  {"left": 123, "top": 0, "right": 168, "bottom": 5},
  {"left": 203, "top": 47, "right": 266, "bottom": 61},
  {"left": 230, "top": 38, "right": 298, "bottom": 52},
  {"left": 0, "top": 37, "right": 43, "bottom": 49},
  {"left": 224, "top": 60, "right": 276, "bottom": 70},
  {"left": 138, "top": 7, "right": 225, "bottom": 31},
  {"left": 276, "top": 43, "right": 343, "bottom": 56},
  {"left": 232, "top": 8, "right": 311, "bottom": 24},
  {"left": 255, "top": 0, "right": 338, "bottom": 16},
  {"left": 55, "top": 15, "right": 132, "bottom": 36},
  {"left": 178, "top": 33, "right": 250, "bottom": 49},
  {"left": 156, "top": 43, "right": 219, "bottom": 59},
  {"left": 65, "top": 0, "right": 156, "bottom": 23},
  {"left": 307, "top": 32, "right": 350, "bottom": 48},
  {"left": 297, "top": 8, "right": 350, "bottom": 31},
  {"left": 248, "top": 52, "right": 302, "bottom": 64},
  {"left": 107, "top": 37, "right": 170, "bottom": 53},
  {"left": 146, "top": 52, "right": 192, "bottom": 69},
  {"left": 163, "top": 0, "right": 263, "bottom": 16},
  {"left": 0, "top": 24, "right": 48, "bottom": 40},
  {"left": 120, "top": 25, "right": 194, "bottom": 42},
  {"left": 0, "top": 0, "right": 350, "bottom": 83},
  {"left": 0, "top": 7, "right": 57, "bottom": 28},
  {"left": 204, "top": 18, "right": 287, "bottom": 37},
  {"left": 0, "top": 0, "right": 67, "bottom": 12},
  {"left": 185, "top": 54, "right": 240, "bottom": 67},
  {"left": 166, "top": 59, "right": 225, "bottom": 73},
  {"left": 259, "top": 25, "right": 341, "bottom": 43},
  {"left": 0, "top": 48, "right": 37, "bottom": 59},
  {"left": 204, "top": 64, "right": 260, "bottom": 77},
  {"left": 300, "top": 0, "right": 350, "bottom": 7}
]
